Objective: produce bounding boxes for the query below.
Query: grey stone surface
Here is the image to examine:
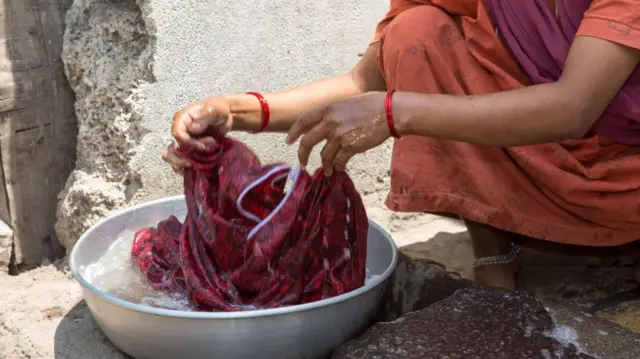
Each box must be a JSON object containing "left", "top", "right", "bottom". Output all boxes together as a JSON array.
[
  {"left": 55, "top": 0, "right": 400, "bottom": 250},
  {"left": 518, "top": 265, "right": 638, "bottom": 312},
  {"left": 0, "top": 221, "right": 12, "bottom": 272},
  {"left": 597, "top": 299, "right": 640, "bottom": 333},
  {"left": 335, "top": 286, "right": 640, "bottom": 359},
  {"left": 543, "top": 301, "right": 640, "bottom": 359},
  {"left": 376, "top": 252, "right": 471, "bottom": 322}
]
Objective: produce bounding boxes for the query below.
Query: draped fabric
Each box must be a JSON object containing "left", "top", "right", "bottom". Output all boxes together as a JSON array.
[
  {"left": 132, "top": 133, "right": 368, "bottom": 311},
  {"left": 375, "top": 0, "right": 640, "bottom": 246}
]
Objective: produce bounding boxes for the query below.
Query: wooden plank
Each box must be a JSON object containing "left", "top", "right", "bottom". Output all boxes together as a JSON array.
[{"left": 0, "top": 0, "right": 77, "bottom": 267}]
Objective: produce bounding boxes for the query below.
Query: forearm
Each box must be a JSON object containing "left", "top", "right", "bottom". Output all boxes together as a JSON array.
[
  {"left": 394, "top": 36, "right": 640, "bottom": 148},
  {"left": 227, "top": 75, "right": 361, "bottom": 132},
  {"left": 394, "top": 83, "right": 590, "bottom": 147},
  {"left": 228, "top": 43, "right": 385, "bottom": 133}
]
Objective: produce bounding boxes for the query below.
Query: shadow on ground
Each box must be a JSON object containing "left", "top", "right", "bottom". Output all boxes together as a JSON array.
[
  {"left": 396, "top": 230, "right": 640, "bottom": 334},
  {"left": 393, "top": 230, "right": 475, "bottom": 278},
  {"left": 54, "top": 300, "right": 130, "bottom": 359}
]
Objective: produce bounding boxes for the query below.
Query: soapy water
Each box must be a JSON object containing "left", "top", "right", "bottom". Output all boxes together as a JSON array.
[
  {"left": 83, "top": 231, "right": 380, "bottom": 312},
  {"left": 82, "top": 230, "right": 193, "bottom": 311},
  {"left": 541, "top": 308, "right": 600, "bottom": 359}
]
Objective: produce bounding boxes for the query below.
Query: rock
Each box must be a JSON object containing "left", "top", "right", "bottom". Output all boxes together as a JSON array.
[
  {"left": 0, "top": 221, "right": 13, "bottom": 272},
  {"left": 56, "top": 171, "right": 128, "bottom": 248},
  {"left": 542, "top": 301, "right": 640, "bottom": 359},
  {"left": 396, "top": 229, "right": 473, "bottom": 279},
  {"left": 517, "top": 264, "right": 639, "bottom": 326},
  {"left": 55, "top": 0, "right": 154, "bottom": 249},
  {"left": 390, "top": 226, "right": 640, "bottom": 334},
  {"left": 334, "top": 286, "right": 640, "bottom": 359},
  {"left": 598, "top": 300, "right": 640, "bottom": 333},
  {"left": 519, "top": 247, "right": 640, "bottom": 268},
  {"left": 376, "top": 252, "right": 471, "bottom": 322}
]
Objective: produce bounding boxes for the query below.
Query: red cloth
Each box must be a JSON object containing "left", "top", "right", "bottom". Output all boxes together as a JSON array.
[{"left": 131, "top": 134, "right": 368, "bottom": 311}]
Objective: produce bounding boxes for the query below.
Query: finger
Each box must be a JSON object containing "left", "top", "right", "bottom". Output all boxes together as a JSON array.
[
  {"left": 172, "top": 110, "right": 203, "bottom": 149},
  {"left": 187, "top": 104, "right": 224, "bottom": 135},
  {"left": 172, "top": 165, "right": 185, "bottom": 176},
  {"left": 286, "top": 107, "right": 327, "bottom": 145},
  {"left": 297, "top": 120, "right": 331, "bottom": 168},
  {"left": 162, "top": 147, "right": 191, "bottom": 168},
  {"left": 164, "top": 152, "right": 190, "bottom": 169},
  {"left": 183, "top": 106, "right": 214, "bottom": 150},
  {"left": 333, "top": 148, "right": 356, "bottom": 173},
  {"left": 172, "top": 110, "right": 192, "bottom": 142},
  {"left": 320, "top": 137, "right": 341, "bottom": 176},
  {"left": 197, "top": 136, "right": 217, "bottom": 147},
  {"left": 162, "top": 147, "right": 171, "bottom": 162}
]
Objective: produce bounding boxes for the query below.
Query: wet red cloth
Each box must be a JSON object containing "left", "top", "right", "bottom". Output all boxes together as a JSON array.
[{"left": 131, "top": 134, "right": 368, "bottom": 311}]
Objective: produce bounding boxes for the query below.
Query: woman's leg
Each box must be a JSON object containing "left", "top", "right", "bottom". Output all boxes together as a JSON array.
[
  {"left": 465, "top": 219, "right": 520, "bottom": 290},
  {"left": 466, "top": 216, "right": 640, "bottom": 292}
]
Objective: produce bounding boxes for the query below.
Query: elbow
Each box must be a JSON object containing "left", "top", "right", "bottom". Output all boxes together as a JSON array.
[
  {"left": 347, "top": 70, "right": 368, "bottom": 94},
  {"left": 552, "top": 86, "right": 600, "bottom": 140},
  {"left": 572, "top": 123, "right": 593, "bottom": 139},
  {"left": 348, "top": 67, "right": 387, "bottom": 93},
  {"left": 348, "top": 43, "right": 386, "bottom": 93},
  {"left": 565, "top": 102, "right": 602, "bottom": 140},
  {"left": 564, "top": 114, "right": 593, "bottom": 140}
]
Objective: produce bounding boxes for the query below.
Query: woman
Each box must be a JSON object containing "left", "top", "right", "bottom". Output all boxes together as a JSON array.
[{"left": 163, "top": 0, "right": 640, "bottom": 291}]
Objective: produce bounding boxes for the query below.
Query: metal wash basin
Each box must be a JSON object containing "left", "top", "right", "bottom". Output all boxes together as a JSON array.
[{"left": 69, "top": 195, "right": 398, "bottom": 359}]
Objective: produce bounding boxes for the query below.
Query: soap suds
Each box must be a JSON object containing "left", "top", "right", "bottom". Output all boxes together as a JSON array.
[{"left": 82, "top": 231, "right": 380, "bottom": 311}]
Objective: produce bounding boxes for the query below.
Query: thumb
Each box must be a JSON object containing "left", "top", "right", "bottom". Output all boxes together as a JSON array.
[
  {"left": 188, "top": 117, "right": 210, "bottom": 134},
  {"left": 186, "top": 104, "right": 219, "bottom": 135}
]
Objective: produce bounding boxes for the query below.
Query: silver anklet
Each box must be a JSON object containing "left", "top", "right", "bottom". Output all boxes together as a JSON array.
[{"left": 472, "top": 245, "right": 521, "bottom": 269}]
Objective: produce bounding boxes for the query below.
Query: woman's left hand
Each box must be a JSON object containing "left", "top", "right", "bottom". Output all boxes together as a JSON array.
[{"left": 286, "top": 91, "right": 394, "bottom": 176}]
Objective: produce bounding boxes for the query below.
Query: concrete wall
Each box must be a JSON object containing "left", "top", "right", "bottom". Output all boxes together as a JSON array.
[{"left": 56, "top": 0, "right": 399, "bottom": 249}]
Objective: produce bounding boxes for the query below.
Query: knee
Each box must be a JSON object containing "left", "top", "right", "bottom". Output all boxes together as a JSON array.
[{"left": 382, "top": 6, "right": 455, "bottom": 46}]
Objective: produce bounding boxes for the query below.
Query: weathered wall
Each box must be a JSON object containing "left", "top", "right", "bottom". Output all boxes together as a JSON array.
[
  {"left": 56, "top": 0, "right": 404, "bottom": 249},
  {"left": 56, "top": 0, "right": 153, "bottom": 249}
]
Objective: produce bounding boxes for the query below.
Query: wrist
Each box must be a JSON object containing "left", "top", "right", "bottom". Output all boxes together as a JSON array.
[
  {"left": 385, "top": 90, "right": 412, "bottom": 138},
  {"left": 226, "top": 94, "right": 262, "bottom": 132},
  {"left": 393, "top": 92, "right": 413, "bottom": 137}
]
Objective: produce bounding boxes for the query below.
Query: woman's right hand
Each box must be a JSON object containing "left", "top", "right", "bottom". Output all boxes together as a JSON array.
[{"left": 162, "top": 96, "right": 233, "bottom": 173}]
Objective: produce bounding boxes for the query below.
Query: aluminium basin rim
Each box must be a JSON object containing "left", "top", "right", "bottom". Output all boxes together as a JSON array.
[{"left": 69, "top": 195, "right": 399, "bottom": 320}]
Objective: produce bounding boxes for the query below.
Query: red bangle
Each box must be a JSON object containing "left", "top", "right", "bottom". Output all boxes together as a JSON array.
[
  {"left": 385, "top": 90, "right": 401, "bottom": 139},
  {"left": 246, "top": 92, "right": 270, "bottom": 133}
]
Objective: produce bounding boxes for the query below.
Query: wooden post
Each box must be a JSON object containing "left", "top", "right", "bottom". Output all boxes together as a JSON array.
[{"left": 0, "top": 0, "right": 77, "bottom": 270}]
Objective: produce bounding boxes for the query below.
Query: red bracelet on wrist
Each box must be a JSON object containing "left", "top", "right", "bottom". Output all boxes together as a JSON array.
[
  {"left": 246, "top": 92, "right": 270, "bottom": 133},
  {"left": 385, "top": 90, "right": 401, "bottom": 139}
]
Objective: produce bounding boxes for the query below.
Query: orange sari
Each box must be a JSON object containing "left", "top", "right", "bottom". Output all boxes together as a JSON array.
[{"left": 374, "top": 0, "right": 640, "bottom": 246}]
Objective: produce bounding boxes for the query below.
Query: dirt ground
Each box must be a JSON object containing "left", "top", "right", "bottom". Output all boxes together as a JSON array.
[{"left": 0, "top": 203, "right": 638, "bottom": 358}]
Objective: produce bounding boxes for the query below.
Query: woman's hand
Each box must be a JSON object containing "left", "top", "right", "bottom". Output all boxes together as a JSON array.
[
  {"left": 163, "top": 96, "right": 233, "bottom": 173},
  {"left": 286, "top": 91, "right": 392, "bottom": 176}
]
